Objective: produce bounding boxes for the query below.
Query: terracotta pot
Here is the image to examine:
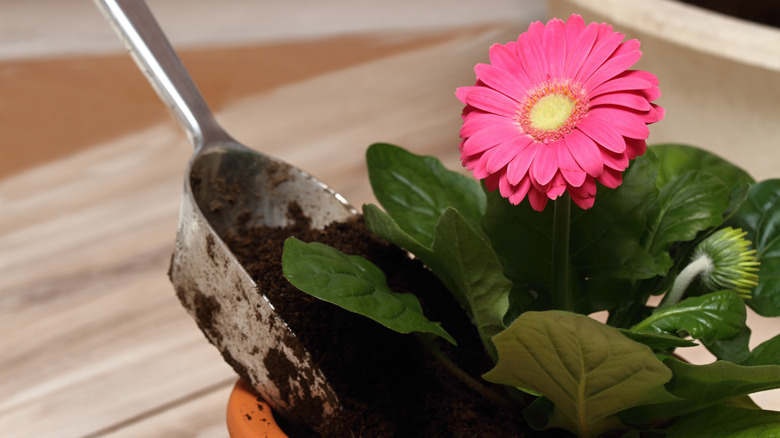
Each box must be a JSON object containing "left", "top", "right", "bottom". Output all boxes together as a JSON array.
[
  {"left": 547, "top": 0, "right": 780, "bottom": 181},
  {"left": 227, "top": 379, "right": 288, "bottom": 438}
]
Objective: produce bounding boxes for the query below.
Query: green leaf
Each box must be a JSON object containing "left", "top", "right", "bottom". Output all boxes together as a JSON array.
[
  {"left": 723, "top": 183, "right": 751, "bottom": 223},
  {"left": 668, "top": 404, "right": 780, "bottom": 438},
  {"left": 622, "top": 359, "right": 780, "bottom": 424},
  {"left": 652, "top": 143, "right": 754, "bottom": 191},
  {"left": 484, "top": 311, "right": 672, "bottom": 437},
  {"left": 630, "top": 290, "right": 746, "bottom": 344},
  {"left": 522, "top": 396, "right": 556, "bottom": 431},
  {"left": 652, "top": 143, "right": 754, "bottom": 230},
  {"left": 570, "top": 150, "right": 663, "bottom": 280},
  {"left": 644, "top": 170, "right": 731, "bottom": 260},
  {"left": 618, "top": 329, "right": 698, "bottom": 350},
  {"left": 707, "top": 326, "right": 752, "bottom": 364},
  {"left": 363, "top": 203, "right": 468, "bottom": 310},
  {"left": 481, "top": 188, "right": 553, "bottom": 302},
  {"left": 744, "top": 334, "right": 780, "bottom": 366},
  {"left": 282, "top": 237, "right": 456, "bottom": 344},
  {"left": 431, "top": 207, "right": 510, "bottom": 359},
  {"left": 727, "top": 179, "right": 780, "bottom": 316},
  {"left": 366, "top": 143, "right": 485, "bottom": 248},
  {"left": 362, "top": 203, "right": 433, "bottom": 258},
  {"left": 724, "top": 395, "right": 762, "bottom": 410},
  {"left": 481, "top": 152, "right": 662, "bottom": 312},
  {"left": 668, "top": 359, "right": 780, "bottom": 403}
]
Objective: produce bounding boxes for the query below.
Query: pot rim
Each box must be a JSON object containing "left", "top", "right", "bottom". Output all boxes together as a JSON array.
[{"left": 227, "top": 378, "right": 288, "bottom": 438}]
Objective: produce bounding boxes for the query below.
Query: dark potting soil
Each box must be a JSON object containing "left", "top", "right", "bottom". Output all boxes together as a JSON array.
[{"left": 222, "top": 204, "right": 571, "bottom": 437}]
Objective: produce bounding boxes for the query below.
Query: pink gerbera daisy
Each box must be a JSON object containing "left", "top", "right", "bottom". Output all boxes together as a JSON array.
[{"left": 456, "top": 14, "right": 664, "bottom": 211}]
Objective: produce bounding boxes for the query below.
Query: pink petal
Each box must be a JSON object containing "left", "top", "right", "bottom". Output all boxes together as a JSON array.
[
  {"left": 576, "top": 116, "right": 626, "bottom": 153},
  {"left": 588, "top": 107, "right": 649, "bottom": 139},
  {"left": 597, "top": 167, "right": 624, "bottom": 188},
  {"left": 475, "top": 63, "right": 530, "bottom": 100},
  {"left": 579, "top": 176, "right": 598, "bottom": 196},
  {"left": 460, "top": 111, "right": 513, "bottom": 139},
  {"left": 627, "top": 104, "right": 665, "bottom": 124},
  {"left": 637, "top": 86, "right": 662, "bottom": 102},
  {"left": 574, "top": 30, "right": 624, "bottom": 84},
  {"left": 589, "top": 75, "right": 652, "bottom": 99},
  {"left": 616, "top": 38, "right": 640, "bottom": 54},
  {"left": 564, "top": 129, "right": 604, "bottom": 177},
  {"left": 556, "top": 141, "right": 587, "bottom": 187},
  {"left": 485, "top": 140, "right": 523, "bottom": 173},
  {"left": 625, "top": 69, "right": 659, "bottom": 86},
  {"left": 455, "top": 85, "right": 476, "bottom": 105},
  {"left": 570, "top": 192, "right": 596, "bottom": 209},
  {"left": 508, "top": 176, "right": 533, "bottom": 205},
  {"left": 531, "top": 144, "right": 559, "bottom": 186},
  {"left": 601, "top": 148, "right": 629, "bottom": 171},
  {"left": 564, "top": 14, "right": 587, "bottom": 36},
  {"left": 517, "top": 21, "right": 548, "bottom": 83},
  {"left": 498, "top": 170, "right": 516, "bottom": 198},
  {"left": 582, "top": 41, "right": 643, "bottom": 91},
  {"left": 461, "top": 122, "right": 522, "bottom": 155},
  {"left": 528, "top": 164, "right": 551, "bottom": 195},
  {"left": 564, "top": 22, "right": 599, "bottom": 79},
  {"left": 569, "top": 177, "right": 597, "bottom": 209},
  {"left": 489, "top": 41, "right": 519, "bottom": 70},
  {"left": 597, "top": 22, "right": 617, "bottom": 39},
  {"left": 470, "top": 153, "right": 491, "bottom": 179},
  {"left": 649, "top": 103, "right": 665, "bottom": 123},
  {"left": 464, "top": 86, "right": 521, "bottom": 116},
  {"left": 506, "top": 140, "right": 539, "bottom": 185},
  {"left": 590, "top": 92, "right": 652, "bottom": 111},
  {"left": 484, "top": 172, "right": 500, "bottom": 191},
  {"left": 528, "top": 187, "right": 549, "bottom": 211},
  {"left": 543, "top": 18, "right": 567, "bottom": 78},
  {"left": 625, "top": 71, "right": 661, "bottom": 100},
  {"left": 460, "top": 152, "right": 480, "bottom": 171},
  {"left": 488, "top": 43, "right": 536, "bottom": 90},
  {"left": 625, "top": 138, "right": 647, "bottom": 160},
  {"left": 545, "top": 173, "right": 568, "bottom": 200},
  {"left": 572, "top": 196, "right": 596, "bottom": 210},
  {"left": 606, "top": 70, "right": 661, "bottom": 100},
  {"left": 460, "top": 100, "right": 480, "bottom": 120}
]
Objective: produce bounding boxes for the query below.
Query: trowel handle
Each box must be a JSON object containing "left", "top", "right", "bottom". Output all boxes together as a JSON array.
[{"left": 94, "top": 0, "right": 230, "bottom": 151}]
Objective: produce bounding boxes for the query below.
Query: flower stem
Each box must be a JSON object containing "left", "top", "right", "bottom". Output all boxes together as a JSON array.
[
  {"left": 656, "top": 254, "right": 713, "bottom": 310},
  {"left": 415, "top": 334, "right": 517, "bottom": 411},
  {"left": 551, "top": 194, "right": 573, "bottom": 311}
]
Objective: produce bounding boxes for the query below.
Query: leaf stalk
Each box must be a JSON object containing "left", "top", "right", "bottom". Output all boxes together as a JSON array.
[
  {"left": 415, "top": 334, "right": 517, "bottom": 411},
  {"left": 656, "top": 254, "right": 713, "bottom": 310}
]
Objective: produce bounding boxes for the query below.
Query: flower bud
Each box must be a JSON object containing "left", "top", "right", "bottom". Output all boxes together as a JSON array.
[{"left": 690, "top": 227, "right": 760, "bottom": 298}]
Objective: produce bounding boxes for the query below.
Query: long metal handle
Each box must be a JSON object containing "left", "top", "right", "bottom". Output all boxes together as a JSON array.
[{"left": 94, "top": 0, "right": 230, "bottom": 150}]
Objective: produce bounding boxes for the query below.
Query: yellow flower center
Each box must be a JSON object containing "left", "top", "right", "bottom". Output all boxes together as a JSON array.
[
  {"left": 518, "top": 80, "right": 589, "bottom": 143},
  {"left": 529, "top": 94, "right": 576, "bottom": 131}
]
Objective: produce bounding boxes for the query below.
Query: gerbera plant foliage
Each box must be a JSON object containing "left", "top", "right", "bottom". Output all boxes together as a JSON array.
[{"left": 281, "top": 14, "right": 780, "bottom": 437}]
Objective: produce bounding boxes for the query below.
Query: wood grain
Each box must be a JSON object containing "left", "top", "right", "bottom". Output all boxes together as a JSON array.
[{"left": 0, "top": 32, "right": 453, "bottom": 181}]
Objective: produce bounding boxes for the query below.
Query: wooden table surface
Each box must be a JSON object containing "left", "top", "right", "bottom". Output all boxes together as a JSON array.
[{"left": 1, "top": 2, "right": 777, "bottom": 437}]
